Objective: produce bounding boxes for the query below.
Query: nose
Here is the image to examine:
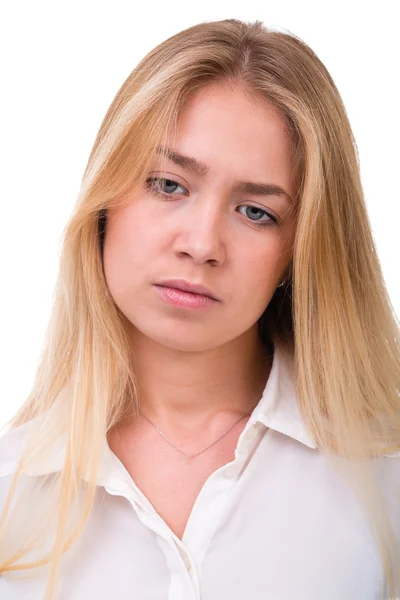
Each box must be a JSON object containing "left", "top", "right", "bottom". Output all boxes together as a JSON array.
[{"left": 172, "top": 197, "right": 226, "bottom": 266}]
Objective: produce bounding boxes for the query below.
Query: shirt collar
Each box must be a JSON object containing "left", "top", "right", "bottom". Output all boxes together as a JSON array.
[
  {"left": 0, "top": 338, "right": 318, "bottom": 480},
  {"left": 249, "top": 339, "right": 317, "bottom": 450}
]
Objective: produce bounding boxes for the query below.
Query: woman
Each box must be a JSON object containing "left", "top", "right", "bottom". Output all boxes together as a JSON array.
[{"left": 0, "top": 18, "right": 399, "bottom": 600}]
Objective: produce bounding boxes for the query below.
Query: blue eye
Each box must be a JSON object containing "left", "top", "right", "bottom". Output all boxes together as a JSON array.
[
  {"left": 237, "top": 205, "right": 277, "bottom": 229},
  {"left": 144, "top": 177, "right": 279, "bottom": 229},
  {"left": 145, "top": 177, "right": 187, "bottom": 197}
]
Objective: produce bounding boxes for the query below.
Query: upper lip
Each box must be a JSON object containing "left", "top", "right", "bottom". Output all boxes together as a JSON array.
[{"left": 155, "top": 279, "right": 220, "bottom": 301}]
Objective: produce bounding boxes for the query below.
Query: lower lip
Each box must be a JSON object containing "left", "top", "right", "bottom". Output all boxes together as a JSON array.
[{"left": 154, "top": 285, "right": 219, "bottom": 309}]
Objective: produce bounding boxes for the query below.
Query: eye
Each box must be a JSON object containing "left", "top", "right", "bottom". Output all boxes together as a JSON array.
[
  {"left": 237, "top": 205, "right": 278, "bottom": 228},
  {"left": 145, "top": 177, "right": 187, "bottom": 197},
  {"left": 145, "top": 177, "right": 279, "bottom": 229}
]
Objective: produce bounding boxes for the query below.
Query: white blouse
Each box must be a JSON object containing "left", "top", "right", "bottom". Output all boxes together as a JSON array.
[{"left": 1, "top": 341, "right": 399, "bottom": 599}]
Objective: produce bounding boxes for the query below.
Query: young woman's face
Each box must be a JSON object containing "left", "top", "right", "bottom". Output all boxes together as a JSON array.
[{"left": 103, "top": 82, "right": 297, "bottom": 352}]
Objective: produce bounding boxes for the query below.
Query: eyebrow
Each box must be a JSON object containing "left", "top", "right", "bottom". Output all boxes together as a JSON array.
[{"left": 155, "top": 146, "right": 292, "bottom": 202}]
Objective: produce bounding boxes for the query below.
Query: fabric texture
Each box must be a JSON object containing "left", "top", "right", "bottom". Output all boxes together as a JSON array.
[{"left": 0, "top": 340, "right": 399, "bottom": 599}]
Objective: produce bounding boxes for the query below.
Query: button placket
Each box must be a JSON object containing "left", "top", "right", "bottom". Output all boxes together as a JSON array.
[{"left": 175, "top": 541, "right": 192, "bottom": 572}]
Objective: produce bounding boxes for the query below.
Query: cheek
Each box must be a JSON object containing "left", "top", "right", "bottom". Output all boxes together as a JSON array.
[
  {"left": 102, "top": 236, "right": 125, "bottom": 298},
  {"left": 236, "top": 240, "right": 290, "bottom": 302},
  {"left": 105, "top": 202, "right": 152, "bottom": 258},
  {"left": 240, "top": 242, "right": 283, "bottom": 276},
  {"left": 235, "top": 252, "right": 274, "bottom": 304},
  {"left": 103, "top": 214, "right": 138, "bottom": 290},
  {"left": 103, "top": 202, "right": 165, "bottom": 297}
]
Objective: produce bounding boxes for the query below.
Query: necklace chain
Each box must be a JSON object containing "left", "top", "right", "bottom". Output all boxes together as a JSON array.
[{"left": 139, "top": 410, "right": 251, "bottom": 459}]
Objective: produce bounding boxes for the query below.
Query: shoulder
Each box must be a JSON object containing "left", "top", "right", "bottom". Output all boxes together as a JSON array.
[
  {"left": 0, "top": 420, "right": 33, "bottom": 478},
  {"left": 0, "top": 390, "right": 70, "bottom": 482},
  {"left": 0, "top": 416, "right": 66, "bottom": 526},
  {"left": 0, "top": 421, "right": 34, "bottom": 514},
  {"left": 0, "top": 423, "right": 31, "bottom": 523}
]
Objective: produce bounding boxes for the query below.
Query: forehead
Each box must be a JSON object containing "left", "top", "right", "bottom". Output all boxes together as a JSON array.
[
  {"left": 158, "top": 82, "right": 294, "bottom": 194},
  {"left": 179, "top": 82, "right": 286, "bottom": 132}
]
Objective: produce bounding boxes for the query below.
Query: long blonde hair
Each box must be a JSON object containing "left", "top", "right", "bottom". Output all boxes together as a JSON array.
[{"left": 1, "top": 18, "right": 400, "bottom": 599}]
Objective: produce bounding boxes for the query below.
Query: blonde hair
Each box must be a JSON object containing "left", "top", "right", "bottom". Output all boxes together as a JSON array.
[{"left": 1, "top": 18, "right": 400, "bottom": 599}]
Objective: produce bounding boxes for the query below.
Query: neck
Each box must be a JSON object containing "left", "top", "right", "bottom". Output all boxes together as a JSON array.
[{"left": 125, "top": 324, "right": 274, "bottom": 429}]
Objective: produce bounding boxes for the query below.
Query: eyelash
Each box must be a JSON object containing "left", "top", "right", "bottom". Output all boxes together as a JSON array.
[{"left": 144, "top": 177, "right": 279, "bottom": 229}]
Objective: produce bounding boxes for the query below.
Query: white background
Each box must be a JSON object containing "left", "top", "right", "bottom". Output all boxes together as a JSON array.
[{"left": 0, "top": 1, "right": 399, "bottom": 429}]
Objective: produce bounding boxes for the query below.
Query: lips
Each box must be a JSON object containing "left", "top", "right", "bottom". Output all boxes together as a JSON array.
[{"left": 155, "top": 279, "right": 219, "bottom": 301}]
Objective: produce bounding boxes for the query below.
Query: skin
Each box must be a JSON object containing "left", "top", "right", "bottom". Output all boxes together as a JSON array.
[{"left": 103, "top": 81, "right": 297, "bottom": 449}]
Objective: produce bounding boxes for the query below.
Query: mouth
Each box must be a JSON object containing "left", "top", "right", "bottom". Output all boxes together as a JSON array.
[{"left": 154, "top": 279, "right": 220, "bottom": 301}]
